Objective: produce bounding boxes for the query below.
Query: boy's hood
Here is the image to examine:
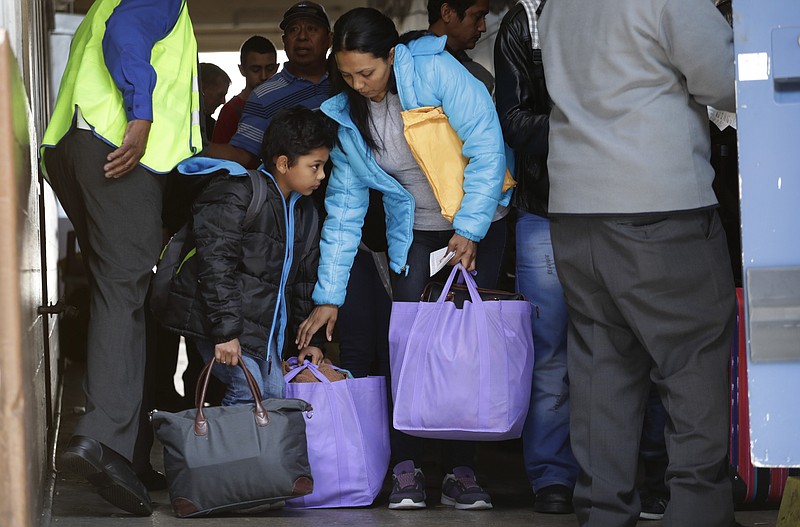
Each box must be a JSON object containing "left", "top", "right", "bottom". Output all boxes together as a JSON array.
[{"left": 177, "top": 156, "right": 250, "bottom": 176}]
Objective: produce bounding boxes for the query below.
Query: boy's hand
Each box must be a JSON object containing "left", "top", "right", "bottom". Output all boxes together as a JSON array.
[
  {"left": 297, "top": 346, "right": 324, "bottom": 365},
  {"left": 215, "top": 338, "right": 242, "bottom": 366},
  {"left": 296, "top": 305, "right": 338, "bottom": 349}
]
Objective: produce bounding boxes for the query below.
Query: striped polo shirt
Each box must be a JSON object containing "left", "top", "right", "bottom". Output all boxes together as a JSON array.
[{"left": 230, "top": 67, "right": 331, "bottom": 157}]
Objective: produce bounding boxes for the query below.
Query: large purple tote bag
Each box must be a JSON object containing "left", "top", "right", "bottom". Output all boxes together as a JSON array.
[
  {"left": 389, "top": 264, "right": 535, "bottom": 440},
  {"left": 284, "top": 359, "right": 390, "bottom": 508}
]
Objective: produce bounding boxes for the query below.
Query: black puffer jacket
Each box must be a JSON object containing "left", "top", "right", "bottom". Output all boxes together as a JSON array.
[
  {"left": 495, "top": 2, "right": 551, "bottom": 216},
  {"left": 160, "top": 169, "right": 325, "bottom": 360}
]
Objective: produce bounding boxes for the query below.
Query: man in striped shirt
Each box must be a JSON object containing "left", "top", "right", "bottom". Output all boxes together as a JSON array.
[{"left": 208, "top": 2, "right": 332, "bottom": 167}]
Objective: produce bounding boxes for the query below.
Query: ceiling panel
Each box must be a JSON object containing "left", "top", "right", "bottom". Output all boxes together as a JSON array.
[
  {"left": 53, "top": 0, "right": 514, "bottom": 52},
  {"left": 188, "top": 0, "right": 366, "bottom": 52},
  {"left": 56, "top": 0, "right": 367, "bottom": 52}
]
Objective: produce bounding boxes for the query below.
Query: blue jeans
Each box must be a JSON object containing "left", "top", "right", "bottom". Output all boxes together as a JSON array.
[
  {"left": 516, "top": 211, "right": 578, "bottom": 491},
  {"left": 195, "top": 339, "right": 285, "bottom": 405}
]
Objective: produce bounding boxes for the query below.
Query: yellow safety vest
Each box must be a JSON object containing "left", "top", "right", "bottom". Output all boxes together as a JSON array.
[{"left": 41, "top": 0, "right": 201, "bottom": 174}]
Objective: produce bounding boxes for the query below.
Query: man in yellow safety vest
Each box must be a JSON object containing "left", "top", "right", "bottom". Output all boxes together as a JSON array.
[{"left": 40, "top": 0, "right": 201, "bottom": 516}]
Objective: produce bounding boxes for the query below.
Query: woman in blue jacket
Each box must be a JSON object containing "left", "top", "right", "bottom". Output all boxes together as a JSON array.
[{"left": 296, "top": 7, "right": 510, "bottom": 511}]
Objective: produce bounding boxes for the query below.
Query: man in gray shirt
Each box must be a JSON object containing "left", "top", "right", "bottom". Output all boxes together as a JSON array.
[{"left": 540, "top": 0, "right": 736, "bottom": 526}]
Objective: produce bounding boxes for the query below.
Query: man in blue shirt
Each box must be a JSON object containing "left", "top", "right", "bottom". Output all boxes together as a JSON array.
[
  {"left": 208, "top": 1, "right": 332, "bottom": 167},
  {"left": 41, "top": 0, "right": 200, "bottom": 516}
]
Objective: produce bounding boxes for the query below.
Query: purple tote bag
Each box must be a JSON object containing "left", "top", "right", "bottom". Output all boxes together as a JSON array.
[
  {"left": 389, "top": 264, "right": 535, "bottom": 441},
  {"left": 284, "top": 359, "right": 390, "bottom": 508}
]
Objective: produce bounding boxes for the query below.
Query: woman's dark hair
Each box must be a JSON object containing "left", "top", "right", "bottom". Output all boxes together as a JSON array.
[
  {"left": 330, "top": 7, "right": 399, "bottom": 152},
  {"left": 260, "top": 106, "right": 336, "bottom": 169}
]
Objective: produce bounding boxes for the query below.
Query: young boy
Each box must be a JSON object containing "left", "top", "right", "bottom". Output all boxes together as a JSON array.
[
  {"left": 160, "top": 107, "right": 334, "bottom": 404},
  {"left": 212, "top": 36, "right": 279, "bottom": 144}
]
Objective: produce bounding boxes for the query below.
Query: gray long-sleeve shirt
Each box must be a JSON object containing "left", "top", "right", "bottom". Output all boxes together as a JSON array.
[{"left": 539, "top": 0, "right": 735, "bottom": 214}]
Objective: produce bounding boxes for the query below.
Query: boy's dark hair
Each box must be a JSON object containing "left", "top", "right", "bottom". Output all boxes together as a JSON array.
[
  {"left": 240, "top": 35, "right": 277, "bottom": 65},
  {"left": 427, "top": 0, "right": 476, "bottom": 24},
  {"left": 199, "top": 62, "right": 230, "bottom": 86},
  {"left": 261, "top": 107, "right": 336, "bottom": 168}
]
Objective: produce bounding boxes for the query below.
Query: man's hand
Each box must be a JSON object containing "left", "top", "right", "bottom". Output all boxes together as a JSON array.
[
  {"left": 297, "top": 346, "right": 324, "bottom": 365},
  {"left": 104, "top": 119, "right": 151, "bottom": 178},
  {"left": 214, "top": 338, "right": 242, "bottom": 367},
  {"left": 296, "top": 305, "right": 338, "bottom": 350},
  {"left": 448, "top": 233, "right": 477, "bottom": 272},
  {"left": 205, "top": 142, "right": 258, "bottom": 168}
]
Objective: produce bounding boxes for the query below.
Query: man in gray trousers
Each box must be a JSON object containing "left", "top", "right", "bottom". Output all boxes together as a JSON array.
[
  {"left": 41, "top": 0, "right": 201, "bottom": 516},
  {"left": 539, "top": 0, "right": 736, "bottom": 526}
]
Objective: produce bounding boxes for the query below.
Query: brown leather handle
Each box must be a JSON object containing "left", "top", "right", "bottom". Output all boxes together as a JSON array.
[
  {"left": 194, "top": 359, "right": 269, "bottom": 436},
  {"left": 193, "top": 359, "right": 263, "bottom": 410}
]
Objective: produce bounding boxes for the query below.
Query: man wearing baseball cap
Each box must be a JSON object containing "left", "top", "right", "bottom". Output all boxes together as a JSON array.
[
  {"left": 208, "top": 1, "right": 332, "bottom": 167},
  {"left": 280, "top": 1, "right": 330, "bottom": 30}
]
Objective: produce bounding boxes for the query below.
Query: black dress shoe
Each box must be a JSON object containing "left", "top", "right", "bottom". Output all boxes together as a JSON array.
[
  {"left": 534, "top": 484, "right": 574, "bottom": 514},
  {"left": 61, "top": 435, "right": 153, "bottom": 516},
  {"left": 136, "top": 467, "right": 167, "bottom": 491}
]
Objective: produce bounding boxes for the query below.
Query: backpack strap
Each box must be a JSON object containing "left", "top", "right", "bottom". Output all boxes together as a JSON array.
[
  {"left": 244, "top": 169, "right": 269, "bottom": 227},
  {"left": 245, "top": 168, "right": 319, "bottom": 260},
  {"left": 151, "top": 168, "right": 271, "bottom": 321},
  {"left": 300, "top": 204, "right": 319, "bottom": 261}
]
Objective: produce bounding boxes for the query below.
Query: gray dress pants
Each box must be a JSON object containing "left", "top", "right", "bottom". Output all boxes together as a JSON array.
[
  {"left": 45, "top": 129, "right": 165, "bottom": 467},
  {"left": 550, "top": 210, "right": 735, "bottom": 527}
]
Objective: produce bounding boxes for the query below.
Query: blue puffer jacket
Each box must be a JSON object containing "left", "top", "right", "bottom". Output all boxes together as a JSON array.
[{"left": 313, "top": 34, "right": 509, "bottom": 307}]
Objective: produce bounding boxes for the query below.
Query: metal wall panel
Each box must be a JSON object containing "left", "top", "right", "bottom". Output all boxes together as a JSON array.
[
  {"left": 0, "top": 29, "right": 39, "bottom": 527},
  {"left": 734, "top": 0, "right": 800, "bottom": 467}
]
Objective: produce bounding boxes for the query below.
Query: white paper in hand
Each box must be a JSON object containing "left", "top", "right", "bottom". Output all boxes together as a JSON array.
[
  {"left": 708, "top": 106, "right": 737, "bottom": 131},
  {"left": 430, "top": 246, "right": 455, "bottom": 277}
]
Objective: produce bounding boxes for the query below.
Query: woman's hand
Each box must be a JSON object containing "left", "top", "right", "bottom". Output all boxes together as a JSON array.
[
  {"left": 296, "top": 305, "right": 338, "bottom": 350},
  {"left": 297, "top": 346, "right": 324, "bottom": 365},
  {"left": 214, "top": 338, "right": 242, "bottom": 367},
  {"left": 447, "top": 233, "right": 477, "bottom": 272}
]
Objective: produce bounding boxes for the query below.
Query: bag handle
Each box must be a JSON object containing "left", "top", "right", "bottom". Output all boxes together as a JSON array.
[
  {"left": 284, "top": 360, "right": 331, "bottom": 385},
  {"left": 436, "top": 263, "right": 483, "bottom": 306},
  {"left": 283, "top": 357, "right": 351, "bottom": 385},
  {"left": 193, "top": 360, "right": 269, "bottom": 436},
  {"left": 192, "top": 353, "right": 265, "bottom": 410},
  {"left": 454, "top": 268, "right": 479, "bottom": 286}
]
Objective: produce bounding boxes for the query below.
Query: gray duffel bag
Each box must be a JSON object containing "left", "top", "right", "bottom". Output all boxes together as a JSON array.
[{"left": 151, "top": 359, "right": 314, "bottom": 517}]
